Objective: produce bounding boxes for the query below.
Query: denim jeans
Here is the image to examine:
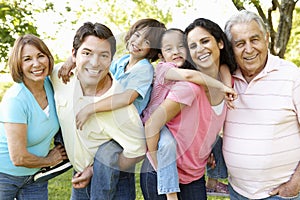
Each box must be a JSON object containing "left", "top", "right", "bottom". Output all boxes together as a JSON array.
[
  {"left": 229, "top": 184, "right": 300, "bottom": 200},
  {"left": 140, "top": 157, "right": 207, "bottom": 200},
  {"left": 0, "top": 172, "right": 48, "bottom": 200},
  {"left": 156, "top": 126, "right": 180, "bottom": 194},
  {"left": 71, "top": 181, "right": 91, "bottom": 200},
  {"left": 206, "top": 135, "right": 228, "bottom": 179},
  {"left": 53, "top": 127, "right": 64, "bottom": 146},
  {"left": 90, "top": 140, "right": 135, "bottom": 200}
]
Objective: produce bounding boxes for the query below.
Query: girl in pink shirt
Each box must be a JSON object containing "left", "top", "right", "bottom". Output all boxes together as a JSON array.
[{"left": 140, "top": 21, "right": 237, "bottom": 200}]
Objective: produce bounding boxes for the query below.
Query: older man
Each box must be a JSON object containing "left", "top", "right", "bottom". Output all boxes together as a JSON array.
[
  {"left": 50, "top": 22, "right": 146, "bottom": 200},
  {"left": 223, "top": 10, "right": 300, "bottom": 199}
]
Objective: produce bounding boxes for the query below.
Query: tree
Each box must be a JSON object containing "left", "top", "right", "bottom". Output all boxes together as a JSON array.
[
  {"left": 285, "top": 7, "right": 300, "bottom": 65},
  {"left": 232, "top": 0, "right": 299, "bottom": 58},
  {"left": 0, "top": 0, "right": 181, "bottom": 69},
  {"left": 0, "top": 0, "right": 54, "bottom": 67}
]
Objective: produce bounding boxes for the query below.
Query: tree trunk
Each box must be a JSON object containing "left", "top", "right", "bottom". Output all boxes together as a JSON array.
[{"left": 275, "top": 0, "right": 297, "bottom": 57}]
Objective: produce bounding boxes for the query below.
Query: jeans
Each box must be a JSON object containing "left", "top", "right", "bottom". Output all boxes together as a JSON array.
[
  {"left": 140, "top": 157, "right": 207, "bottom": 200},
  {"left": 53, "top": 127, "right": 64, "bottom": 146},
  {"left": 156, "top": 128, "right": 227, "bottom": 195},
  {"left": 71, "top": 140, "right": 136, "bottom": 200},
  {"left": 206, "top": 135, "right": 228, "bottom": 179},
  {"left": 156, "top": 126, "right": 180, "bottom": 194},
  {"left": 0, "top": 172, "right": 48, "bottom": 200},
  {"left": 229, "top": 184, "right": 300, "bottom": 200}
]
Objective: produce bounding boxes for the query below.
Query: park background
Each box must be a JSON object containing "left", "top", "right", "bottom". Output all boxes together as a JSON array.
[{"left": 0, "top": 0, "right": 300, "bottom": 199}]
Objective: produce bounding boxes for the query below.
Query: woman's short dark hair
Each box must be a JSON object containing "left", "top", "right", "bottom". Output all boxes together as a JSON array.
[{"left": 8, "top": 34, "right": 54, "bottom": 83}]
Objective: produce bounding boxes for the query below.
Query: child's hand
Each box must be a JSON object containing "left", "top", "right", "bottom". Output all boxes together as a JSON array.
[
  {"left": 223, "top": 85, "right": 237, "bottom": 110},
  {"left": 76, "top": 104, "right": 93, "bottom": 130}
]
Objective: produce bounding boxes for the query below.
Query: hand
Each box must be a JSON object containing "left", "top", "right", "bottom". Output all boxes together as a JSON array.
[
  {"left": 269, "top": 179, "right": 300, "bottom": 198},
  {"left": 207, "top": 153, "right": 216, "bottom": 169},
  {"left": 72, "top": 166, "right": 93, "bottom": 189},
  {"left": 225, "top": 96, "right": 235, "bottom": 110},
  {"left": 58, "top": 57, "right": 75, "bottom": 84},
  {"left": 223, "top": 85, "right": 237, "bottom": 110},
  {"left": 47, "top": 144, "right": 68, "bottom": 166},
  {"left": 76, "top": 104, "right": 93, "bottom": 130}
]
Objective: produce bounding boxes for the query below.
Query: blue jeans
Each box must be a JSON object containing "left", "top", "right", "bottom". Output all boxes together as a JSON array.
[
  {"left": 140, "top": 157, "right": 207, "bottom": 200},
  {"left": 206, "top": 135, "right": 228, "bottom": 179},
  {"left": 71, "top": 140, "right": 136, "bottom": 200},
  {"left": 156, "top": 128, "right": 227, "bottom": 195},
  {"left": 229, "top": 184, "right": 300, "bottom": 200},
  {"left": 157, "top": 126, "right": 180, "bottom": 194},
  {"left": 53, "top": 128, "right": 64, "bottom": 146},
  {"left": 0, "top": 172, "right": 48, "bottom": 200}
]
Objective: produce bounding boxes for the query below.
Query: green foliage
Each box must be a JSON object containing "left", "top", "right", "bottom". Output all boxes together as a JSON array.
[
  {"left": 0, "top": 1, "right": 37, "bottom": 63},
  {"left": 0, "top": 81, "right": 12, "bottom": 101},
  {"left": 285, "top": 7, "right": 300, "bottom": 66},
  {"left": 0, "top": 0, "right": 55, "bottom": 66}
]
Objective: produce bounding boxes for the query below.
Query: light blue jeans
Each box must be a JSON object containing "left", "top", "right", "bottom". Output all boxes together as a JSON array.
[
  {"left": 0, "top": 172, "right": 48, "bottom": 200},
  {"left": 229, "top": 184, "right": 300, "bottom": 200},
  {"left": 156, "top": 127, "right": 228, "bottom": 195},
  {"left": 156, "top": 126, "right": 180, "bottom": 194}
]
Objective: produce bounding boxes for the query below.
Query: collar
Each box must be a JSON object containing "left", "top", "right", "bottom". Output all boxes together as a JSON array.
[{"left": 232, "top": 53, "right": 280, "bottom": 82}]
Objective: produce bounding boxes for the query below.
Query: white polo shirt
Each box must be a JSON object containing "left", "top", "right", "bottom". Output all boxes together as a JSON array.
[
  {"left": 50, "top": 65, "right": 146, "bottom": 172},
  {"left": 223, "top": 54, "right": 300, "bottom": 199}
]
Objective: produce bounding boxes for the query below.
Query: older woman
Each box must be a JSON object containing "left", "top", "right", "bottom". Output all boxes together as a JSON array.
[{"left": 0, "top": 34, "right": 67, "bottom": 199}]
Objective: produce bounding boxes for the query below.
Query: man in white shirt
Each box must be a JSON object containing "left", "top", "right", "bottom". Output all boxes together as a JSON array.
[
  {"left": 51, "top": 22, "right": 146, "bottom": 200},
  {"left": 223, "top": 10, "right": 300, "bottom": 200}
]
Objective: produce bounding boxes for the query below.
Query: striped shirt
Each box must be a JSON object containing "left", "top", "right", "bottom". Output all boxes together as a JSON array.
[{"left": 223, "top": 54, "right": 300, "bottom": 199}]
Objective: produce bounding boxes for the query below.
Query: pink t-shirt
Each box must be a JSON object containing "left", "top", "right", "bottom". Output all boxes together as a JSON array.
[
  {"left": 143, "top": 62, "right": 227, "bottom": 184},
  {"left": 142, "top": 62, "right": 177, "bottom": 123},
  {"left": 167, "top": 80, "right": 227, "bottom": 184}
]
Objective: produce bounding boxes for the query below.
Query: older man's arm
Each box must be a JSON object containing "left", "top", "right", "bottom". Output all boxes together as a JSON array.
[{"left": 270, "top": 162, "right": 300, "bottom": 197}]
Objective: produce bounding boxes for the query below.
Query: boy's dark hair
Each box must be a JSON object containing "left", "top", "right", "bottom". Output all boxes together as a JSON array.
[
  {"left": 73, "top": 22, "right": 116, "bottom": 60},
  {"left": 125, "top": 18, "right": 166, "bottom": 62},
  {"left": 185, "top": 18, "right": 237, "bottom": 74}
]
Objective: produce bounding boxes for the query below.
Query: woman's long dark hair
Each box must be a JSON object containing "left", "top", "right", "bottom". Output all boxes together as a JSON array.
[{"left": 185, "top": 18, "right": 237, "bottom": 74}]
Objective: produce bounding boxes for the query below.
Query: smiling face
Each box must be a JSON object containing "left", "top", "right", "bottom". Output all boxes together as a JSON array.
[
  {"left": 230, "top": 20, "right": 269, "bottom": 82},
  {"left": 187, "top": 26, "right": 223, "bottom": 71},
  {"left": 21, "top": 44, "right": 50, "bottom": 85},
  {"left": 127, "top": 28, "right": 151, "bottom": 60},
  {"left": 73, "top": 35, "right": 112, "bottom": 87},
  {"left": 161, "top": 30, "right": 187, "bottom": 67}
]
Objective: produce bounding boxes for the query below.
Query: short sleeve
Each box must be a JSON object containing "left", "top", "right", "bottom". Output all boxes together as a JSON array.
[
  {"left": 0, "top": 96, "right": 27, "bottom": 124},
  {"left": 125, "top": 63, "right": 154, "bottom": 99},
  {"left": 167, "top": 81, "right": 198, "bottom": 106}
]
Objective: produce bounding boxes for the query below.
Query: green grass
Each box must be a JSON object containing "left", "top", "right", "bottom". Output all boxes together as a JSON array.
[{"left": 48, "top": 161, "right": 229, "bottom": 200}]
